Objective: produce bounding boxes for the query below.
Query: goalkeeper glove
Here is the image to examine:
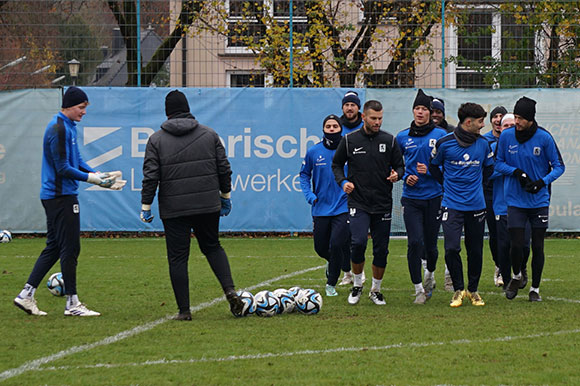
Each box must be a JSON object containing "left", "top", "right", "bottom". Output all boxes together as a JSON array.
[
  {"left": 525, "top": 179, "right": 545, "bottom": 194},
  {"left": 220, "top": 198, "right": 232, "bottom": 217},
  {"left": 87, "top": 172, "right": 116, "bottom": 188},
  {"left": 512, "top": 168, "right": 532, "bottom": 188},
  {"left": 140, "top": 204, "right": 154, "bottom": 223}
]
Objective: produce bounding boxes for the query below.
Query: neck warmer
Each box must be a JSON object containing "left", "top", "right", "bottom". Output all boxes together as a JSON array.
[
  {"left": 323, "top": 132, "right": 342, "bottom": 150},
  {"left": 515, "top": 121, "right": 538, "bottom": 143},
  {"left": 453, "top": 124, "right": 480, "bottom": 148},
  {"left": 341, "top": 113, "right": 362, "bottom": 130},
  {"left": 409, "top": 120, "right": 436, "bottom": 137}
]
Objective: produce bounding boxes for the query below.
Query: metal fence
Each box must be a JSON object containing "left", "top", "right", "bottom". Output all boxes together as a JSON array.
[{"left": 1, "top": 0, "right": 579, "bottom": 90}]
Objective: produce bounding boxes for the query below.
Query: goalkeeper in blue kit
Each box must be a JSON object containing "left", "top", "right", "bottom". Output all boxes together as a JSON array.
[{"left": 494, "top": 96, "right": 565, "bottom": 302}]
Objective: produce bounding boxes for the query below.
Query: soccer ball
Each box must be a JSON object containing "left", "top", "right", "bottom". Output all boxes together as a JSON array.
[
  {"left": 287, "top": 286, "right": 302, "bottom": 298},
  {"left": 236, "top": 290, "right": 257, "bottom": 317},
  {"left": 0, "top": 230, "right": 12, "bottom": 243},
  {"left": 47, "top": 272, "right": 65, "bottom": 297},
  {"left": 254, "top": 290, "right": 280, "bottom": 317},
  {"left": 295, "top": 288, "right": 323, "bottom": 315},
  {"left": 273, "top": 288, "right": 296, "bottom": 314}
]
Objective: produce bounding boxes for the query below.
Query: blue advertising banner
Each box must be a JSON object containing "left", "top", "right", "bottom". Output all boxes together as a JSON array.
[{"left": 0, "top": 87, "right": 577, "bottom": 233}]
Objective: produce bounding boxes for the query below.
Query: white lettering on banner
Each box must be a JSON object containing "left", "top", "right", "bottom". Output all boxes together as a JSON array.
[
  {"left": 131, "top": 127, "right": 155, "bottom": 157},
  {"left": 276, "top": 135, "right": 298, "bottom": 158},
  {"left": 550, "top": 201, "right": 580, "bottom": 217},
  {"left": 232, "top": 170, "right": 302, "bottom": 192},
  {"left": 0, "top": 172, "right": 5, "bottom": 184},
  {"left": 131, "top": 168, "right": 141, "bottom": 191},
  {"left": 0, "top": 143, "right": 5, "bottom": 160}
]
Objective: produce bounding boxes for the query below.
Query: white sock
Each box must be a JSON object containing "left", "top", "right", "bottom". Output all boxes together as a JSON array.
[
  {"left": 353, "top": 273, "right": 363, "bottom": 287},
  {"left": 530, "top": 287, "right": 540, "bottom": 294},
  {"left": 414, "top": 283, "right": 425, "bottom": 294},
  {"left": 66, "top": 294, "right": 80, "bottom": 309},
  {"left": 444, "top": 265, "right": 450, "bottom": 275},
  {"left": 371, "top": 277, "right": 382, "bottom": 292},
  {"left": 513, "top": 273, "right": 522, "bottom": 280},
  {"left": 424, "top": 270, "right": 434, "bottom": 279},
  {"left": 19, "top": 283, "right": 36, "bottom": 299}
]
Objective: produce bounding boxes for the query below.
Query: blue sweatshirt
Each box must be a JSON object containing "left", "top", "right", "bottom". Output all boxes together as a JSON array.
[
  {"left": 430, "top": 133, "right": 494, "bottom": 211},
  {"left": 494, "top": 126, "right": 565, "bottom": 209},
  {"left": 489, "top": 142, "right": 507, "bottom": 215},
  {"left": 40, "top": 112, "right": 94, "bottom": 199},
  {"left": 300, "top": 141, "right": 348, "bottom": 217},
  {"left": 396, "top": 126, "right": 447, "bottom": 200}
]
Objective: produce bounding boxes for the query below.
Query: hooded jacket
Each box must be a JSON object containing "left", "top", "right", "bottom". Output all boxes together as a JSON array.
[{"left": 141, "top": 113, "right": 232, "bottom": 219}]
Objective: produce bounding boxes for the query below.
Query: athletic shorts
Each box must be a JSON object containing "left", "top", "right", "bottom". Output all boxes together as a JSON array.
[{"left": 507, "top": 206, "right": 549, "bottom": 229}]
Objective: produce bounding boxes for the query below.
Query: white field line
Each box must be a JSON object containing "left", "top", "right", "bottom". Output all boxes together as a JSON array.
[
  {"left": 31, "top": 328, "right": 580, "bottom": 372},
  {"left": 0, "top": 264, "right": 325, "bottom": 383}
]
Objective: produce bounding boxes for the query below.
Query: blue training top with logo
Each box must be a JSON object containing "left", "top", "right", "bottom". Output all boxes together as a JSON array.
[
  {"left": 299, "top": 141, "right": 348, "bottom": 217},
  {"left": 396, "top": 126, "right": 448, "bottom": 200},
  {"left": 494, "top": 126, "right": 565, "bottom": 209},
  {"left": 41, "top": 112, "right": 94, "bottom": 199},
  {"left": 430, "top": 133, "right": 494, "bottom": 211}
]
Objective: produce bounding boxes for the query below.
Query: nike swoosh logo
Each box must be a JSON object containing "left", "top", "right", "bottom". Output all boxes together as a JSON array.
[{"left": 354, "top": 147, "right": 363, "bottom": 151}]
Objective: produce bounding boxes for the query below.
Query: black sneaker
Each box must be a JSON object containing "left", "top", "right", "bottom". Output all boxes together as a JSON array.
[
  {"left": 519, "top": 268, "right": 528, "bottom": 289},
  {"left": 505, "top": 278, "right": 521, "bottom": 300},
  {"left": 173, "top": 311, "right": 192, "bottom": 321},
  {"left": 529, "top": 291, "right": 542, "bottom": 302},
  {"left": 225, "top": 289, "right": 244, "bottom": 317}
]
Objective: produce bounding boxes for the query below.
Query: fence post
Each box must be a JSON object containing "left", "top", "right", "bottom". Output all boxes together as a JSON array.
[
  {"left": 137, "top": 0, "right": 141, "bottom": 87},
  {"left": 289, "top": 0, "right": 293, "bottom": 88},
  {"left": 441, "top": 0, "right": 445, "bottom": 88}
]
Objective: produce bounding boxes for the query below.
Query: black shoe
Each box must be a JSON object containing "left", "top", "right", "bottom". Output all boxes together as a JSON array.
[
  {"left": 529, "top": 291, "right": 542, "bottom": 302},
  {"left": 173, "top": 311, "right": 192, "bottom": 321},
  {"left": 505, "top": 278, "right": 521, "bottom": 300},
  {"left": 225, "top": 289, "right": 244, "bottom": 317},
  {"left": 519, "top": 268, "right": 528, "bottom": 289}
]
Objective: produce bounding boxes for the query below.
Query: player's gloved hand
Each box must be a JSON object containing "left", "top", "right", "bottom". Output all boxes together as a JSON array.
[
  {"left": 525, "top": 179, "right": 546, "bottom": 194},
  {"left": 140, "top": 204, "right": 154, "bottom": 223},
  {"left": 512, "top": 168, "right": 532, "bottom": 188},
  {"left": 220, "top": 198, "right": 232, "bottom": 217},
  {"left": 87, "top": 172, "right": 116, "bottom": 188}
]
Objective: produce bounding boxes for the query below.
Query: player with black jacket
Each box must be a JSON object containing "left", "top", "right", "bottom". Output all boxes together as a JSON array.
[{"left": 332, "top": 100, "right": 405, "bottom": 306}]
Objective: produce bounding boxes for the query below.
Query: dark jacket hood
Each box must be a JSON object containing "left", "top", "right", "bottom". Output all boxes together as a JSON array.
[{"left": 161, "top": 112, "right": 198, "bottom": 136}]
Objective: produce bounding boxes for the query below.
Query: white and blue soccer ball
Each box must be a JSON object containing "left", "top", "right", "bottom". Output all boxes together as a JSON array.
[
  {"left": 295, "top": 288, "right": 323, "bottom": 315},
  {"left": 47, "top": 272, "right": 65, "bottom": 297},
  {"left": 287, "top": 286, "right": 302, "bottom": 298},
  {"left": 236, "top": 290, "right": 257, "bottom": 317},
  {"left": 254, "top": 290, "right": 280, "bottom": 317},
  {"left": 0, "top": 230, "right": 12, "bottom": 243},
  {"left": 273, "top": 288, "right": 296, "bottom": 314}
]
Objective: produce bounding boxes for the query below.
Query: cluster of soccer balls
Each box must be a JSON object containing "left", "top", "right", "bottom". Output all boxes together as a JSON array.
[
  {"left": 0, "top": 230, "right": 12, "bottom": 243},
  {"left": 236, "top": 287, "right": 322, "bottom": 317}
]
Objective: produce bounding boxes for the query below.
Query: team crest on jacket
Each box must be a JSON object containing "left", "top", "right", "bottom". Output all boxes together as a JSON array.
[
  {"left": 533, "top": 147, "right": 541, "bottom": 156},
  {"left": 429, "top": 138, "right": 436, "bottom": 147},
  {"left": 463, "top": 153, "right": 470, "bottom": 161},
  {"left": 379, "top": 143, "right": 386, "bottom": 152}
]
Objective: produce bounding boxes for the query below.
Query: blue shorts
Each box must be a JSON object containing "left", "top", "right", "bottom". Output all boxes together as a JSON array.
[{"left": 507, "top": 206, "right": 549, "bottom": 229}]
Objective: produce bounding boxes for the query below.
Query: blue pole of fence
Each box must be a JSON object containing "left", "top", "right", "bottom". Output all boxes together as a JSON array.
[
  {"left": 289, "top": 0, "right": 293, "bottom": 88},
  {"left": 137, "top": 0, "right": 142, "bottom": 87},
  {"left": 441, "top": 0, "right": 445, "bottom": 88}
]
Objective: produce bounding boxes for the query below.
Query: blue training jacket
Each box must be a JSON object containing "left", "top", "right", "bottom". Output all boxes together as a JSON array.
[
  {"left": 489, "top": 141, "right": 507, "bottom": 215},
  {"left": 396, "top": 126, "right": 447, "bottom": 200},
  {"left": 40, "top": 112, "right": 94, "bottom": 199},
  {"left": 430, "top": 133, "right": 494, "bottom": 211},
  {"left": 300, "top": 141, "right": 348, "bottom": 217},
  {"left": 494, "top": 126, "right": 565, "bottom": 209}
]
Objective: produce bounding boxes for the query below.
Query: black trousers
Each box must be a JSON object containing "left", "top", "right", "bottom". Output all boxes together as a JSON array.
[
  {"left": 402, "top": 196, "right": 441, "bottom": 285},
  {"left": 496, "top": 215, "right": 532, "bottom": 282},
  {"left": 349, "top": 208, "right": 392, "bottom": 269},
  {"left": 162, "top": 212, "right": 234, "bottom": 314},
  {"left": 313, "top": 213, "right": 349, "bottom": 286},
  {"left": 28, "top": 195, "right": 80, "bottom": 295},
  {"left": 442, "top": 208, "right": 486, "bottom": 292},
  {"left": 485, "top": 198, "right": 499, "bottom": 267}
]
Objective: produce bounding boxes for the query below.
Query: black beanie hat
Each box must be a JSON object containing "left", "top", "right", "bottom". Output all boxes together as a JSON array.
[
  {"left": 322, "top": 114, "right": 342, "bottom": 131},
  {"left": 432, "top": 98, "right": 445, "bottom": 114},
  {"left": 165, "top": 90, "right": 190, "bottom": 117},
  {"left": 490, "top": 106, "right": 508, "bottom": 122},
  {"left": 342, "top": 91, "right": 361, "bottom": 108},
  {"left": 62, "top": 86, "right": 88, "bottom": 108},
  {"left": 413, "top": 89, "right": 432, "bottom": 111},
  {"left": 513, "top": 97, "right": 536, "bottom": 122}
]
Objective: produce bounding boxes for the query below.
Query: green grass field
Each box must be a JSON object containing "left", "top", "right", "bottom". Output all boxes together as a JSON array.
[{"left": 0, "top": 236, "right": 578, "bottom": 385}]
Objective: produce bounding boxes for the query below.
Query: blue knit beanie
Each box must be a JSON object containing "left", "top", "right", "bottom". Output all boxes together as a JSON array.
[
  {"left": 342, "top": 91, "right": 361, "bottom": 108},
  {"left": 62, "top": 86, "right": 88, "bottom": 108}
]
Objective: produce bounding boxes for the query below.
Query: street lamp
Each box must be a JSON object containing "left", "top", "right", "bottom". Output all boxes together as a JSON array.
[{"left": 67, "top": 59, "right": 80, "bottom": 86}]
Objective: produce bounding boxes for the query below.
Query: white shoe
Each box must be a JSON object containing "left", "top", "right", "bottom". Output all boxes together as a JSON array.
[
  {"left": 369, "top": 291, "right": 386, "bottom": 305},
  {"left": 339, "top": 272, "right": 353, "bottom": 286},
  {"left": 494, "top": 266, "right": 504, "bottom": 287},
  {"left": 348, "top": 286, "right": 363, "bottom": 305},
  {"left": 325, "top": 284, "right": 338, "bottom": 297},
  {"left": 14, "top": 296, "right": 47, "bottom": 316},
  {"left": 413, "top": 291, "right": 428, "bottom": 304},
  {"left": 64, "top": 303, "right": 101, "bottom": 317},
  {"left": 424, "top": 268, "right": 436, "bottom": 289}
]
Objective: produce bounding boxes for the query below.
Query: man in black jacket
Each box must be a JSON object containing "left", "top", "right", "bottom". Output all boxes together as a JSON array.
[
  {"left": 332, "top": 100, "right": 405, "bottom": 306},
  {"left": 140, "top": 90, "right": 243, "bottom": 320}
]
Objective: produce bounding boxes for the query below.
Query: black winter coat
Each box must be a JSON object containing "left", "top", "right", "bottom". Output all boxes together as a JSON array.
[
  {"left": 141, "top": 113, "right": 231, "bottom": 219},
  {"left": 332, "top": 128, "right": 405, "bottom": 214}
]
